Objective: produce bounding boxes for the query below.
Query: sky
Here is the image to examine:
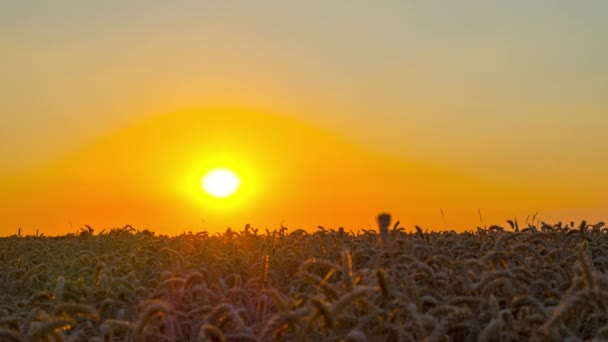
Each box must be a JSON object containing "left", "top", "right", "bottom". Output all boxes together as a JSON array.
[{"left": 1, "top": 1, "right": 607, "bottom": 235}]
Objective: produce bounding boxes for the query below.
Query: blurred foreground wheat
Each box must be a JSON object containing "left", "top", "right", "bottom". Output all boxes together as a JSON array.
[{"left": 1, "top": 220, "right": 608, "bottom": 341}]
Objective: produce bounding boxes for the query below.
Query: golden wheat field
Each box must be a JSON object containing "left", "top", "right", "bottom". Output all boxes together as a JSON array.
[{"left": 1, "top": 220, "right": 608, "bottom": 342}]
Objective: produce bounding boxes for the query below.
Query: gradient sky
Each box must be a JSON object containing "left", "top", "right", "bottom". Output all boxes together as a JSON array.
[{"left": 1, "top": 1, "right": 607, "bottom": 235}]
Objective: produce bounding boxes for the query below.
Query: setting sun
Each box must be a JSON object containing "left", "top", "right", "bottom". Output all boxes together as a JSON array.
[{"left": 201, "top": 168, "right": 241, "bottom": 198}]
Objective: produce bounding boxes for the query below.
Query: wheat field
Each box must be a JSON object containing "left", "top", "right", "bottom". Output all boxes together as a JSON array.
[{"left": 1, "top": 219, "right": 607, "bottom": 341}]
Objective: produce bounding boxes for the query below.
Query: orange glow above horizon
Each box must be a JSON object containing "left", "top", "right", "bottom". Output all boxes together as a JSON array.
[{"left": 0, "top": 108, "right": 606, "bottom": 236}]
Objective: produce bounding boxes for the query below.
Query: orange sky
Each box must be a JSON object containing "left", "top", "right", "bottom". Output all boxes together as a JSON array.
[
  {"left": 0, "top": 108, "right": 603, "bottom": 236},
  {"left": 1, "top": 2, "right": 607, "bottom": 235}
]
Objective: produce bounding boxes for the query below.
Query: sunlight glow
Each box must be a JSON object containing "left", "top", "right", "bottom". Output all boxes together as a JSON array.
[{"left": 202, "top": 168, "right": 241, "bottom": 198}]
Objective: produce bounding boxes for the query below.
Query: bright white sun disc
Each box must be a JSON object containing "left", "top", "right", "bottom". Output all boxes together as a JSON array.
[{"left": 202, "top": 168, "right": 241, "bottom": 198}]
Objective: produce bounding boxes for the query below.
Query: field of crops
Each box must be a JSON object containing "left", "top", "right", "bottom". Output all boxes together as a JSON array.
[{"left": 1, "top": 219, "right": 608, "bottom": 341}]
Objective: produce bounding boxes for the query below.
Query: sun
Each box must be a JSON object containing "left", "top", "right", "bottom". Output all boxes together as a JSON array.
[{"left": 201, "top": 168, "right": 241, "bottom": 198}]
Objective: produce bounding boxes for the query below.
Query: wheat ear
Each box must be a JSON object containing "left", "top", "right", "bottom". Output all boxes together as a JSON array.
[
  {"left": 28, "top": 318, "right": 75, "bottom": 341},
  {"left": 133, "top": 301, "right": 173, "bottom": 342},
  {"left": 197, "top": 324, "right": 225, "bottom": 342}
]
